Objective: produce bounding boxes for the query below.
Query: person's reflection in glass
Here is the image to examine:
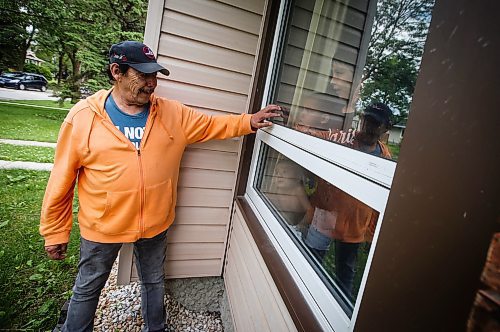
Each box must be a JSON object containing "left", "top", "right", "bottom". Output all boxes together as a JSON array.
[
  {"left": 352, "top": 102, "right": 393, "bottom": 156},
  {"left": 300, "top": 103, "right": 393, "bottom": 299},
  {"left": 302, "top": 177, "right": 379, "bottom": 299},
  {"left": 291, "top": 93, "right": 346, "bottom": 134},
  {"left": 270, "top": 159, "right": 311, "bottom": 226},
  {"left": 289, "top": 93, "right": 359, "bottom": 146}
]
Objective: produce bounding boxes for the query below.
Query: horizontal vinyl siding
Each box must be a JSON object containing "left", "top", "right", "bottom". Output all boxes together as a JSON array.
[
  {"left": 224, "top": 204, "right": 297, "bottom": 332},
  {"left": 175, "top": 207, "right": 229, "bottom": 225},
  {"left": 167, "top": 242, "right": 225, "bottom": 260},
  {"left": 161, "top": 11, "right": 258, "bottom": 55},
  {"left": 166, "top": 259, "right": 222, "bottom": 278},
  {"left": 168, "top": 225, "right": 228, "bottom": 243},
  {"left": 129, "top": 0, "right": 266, "bottom": 280},
  {"left": 158, "top": 56, "right": 252, "bottom": 95},
  {"left": 155, "top": 81, "right": 248, "bottom": 114},
  {"left": 158, "top": 35, "right": 255, "bottom": 76},
  {"left": 178, "top": 168, "right": 236, "bottom": 189},
  {"left": 217, "top": 0, "right": 265, "bottom": 15},
  {"left": 180, "top": 148, "right": 239, "bottom": 172}
]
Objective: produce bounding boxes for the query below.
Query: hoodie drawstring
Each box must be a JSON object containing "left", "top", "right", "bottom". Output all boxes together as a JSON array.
[
  {"left": 158, "top": 119, "right": 174, "bottom": 140},
  {"left": 151, "top": 100, "right": 173, "bottom": 140}
]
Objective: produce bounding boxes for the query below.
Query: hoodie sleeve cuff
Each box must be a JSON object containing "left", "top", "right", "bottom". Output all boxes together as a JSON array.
[
  {"left": 243, "top": 114, "right": 256, "bottom": 133},
  {"left": 43, "top": 230, "right": 71, "bottom": 247}
]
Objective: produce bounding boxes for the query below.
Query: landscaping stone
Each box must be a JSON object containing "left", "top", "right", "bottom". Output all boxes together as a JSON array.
[{"left": 93, "top": 261, "right": 224, "bottom": 332}]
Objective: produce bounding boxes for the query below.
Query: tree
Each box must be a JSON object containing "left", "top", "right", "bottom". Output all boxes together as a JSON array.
[
  {"left": 360, "top": 53, "right": 418, "bottom": 124},
  {"left": 359, "top": 0, "right": 434, "bottom": 122},
  {"left": 34, "top": 0, "right": 148, "bottom": 102},
  {"left": 0, "top": 0, "right": 32, "bottom": 71},
  {"left": 0, "top": 0, "right": 61, "bottom": 72}
]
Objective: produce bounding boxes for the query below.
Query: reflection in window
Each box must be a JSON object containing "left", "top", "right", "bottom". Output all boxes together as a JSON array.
[
  {"left": 255, "top": 144, "right": 380, "bottom": 315},
  {"left": 269, "top": 0, "right": 433, "bottom": 161}
]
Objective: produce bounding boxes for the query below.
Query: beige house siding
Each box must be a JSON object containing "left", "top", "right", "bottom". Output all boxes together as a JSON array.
[
  {"left": 118, "top": 0, "right": 267, "bottom": 283},
  {"left": 224, "top": 204, "right": 297, "bottom": 332}
]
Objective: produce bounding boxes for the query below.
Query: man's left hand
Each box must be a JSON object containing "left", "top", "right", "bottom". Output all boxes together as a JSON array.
[{"left": 250, "top": 105, "right": 282, "bottom": 130}]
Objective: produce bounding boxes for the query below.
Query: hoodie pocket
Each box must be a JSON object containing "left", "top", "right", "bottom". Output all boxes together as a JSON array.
[
  {"left": 143, "top": 179, "right": 173, "bottom": 230},
  {"left": 96, "top": 189, "right": 141, "bottom": 235}
]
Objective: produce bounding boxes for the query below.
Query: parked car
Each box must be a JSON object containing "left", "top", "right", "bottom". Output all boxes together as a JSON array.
[
  {"left": 0, "top": 72, "right": 24, "bottom": 87},
  {"left": 3, "top": 73, "right": 48, "bottom": 91},
  {"left": 80, "top": 86, "right": 92, "bottom": 98}
]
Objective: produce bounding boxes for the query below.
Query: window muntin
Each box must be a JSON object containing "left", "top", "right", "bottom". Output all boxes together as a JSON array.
[{"left": 255, "top": 144, "right": 380, "bottom": 315}]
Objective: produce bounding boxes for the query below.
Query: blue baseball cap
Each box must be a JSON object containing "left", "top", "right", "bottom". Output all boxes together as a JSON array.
[
  {"left": 109, "top": 41, "right": 170, "bottom": 76},
  {"left": 363, "top": 102, "right": 393, "bottom": 127}
]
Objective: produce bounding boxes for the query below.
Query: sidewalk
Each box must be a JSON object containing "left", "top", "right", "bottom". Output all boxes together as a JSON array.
[
  {"left": 0, "top": 138, "right": 55, "bottom": 171},
  {"left": 0, "top": 160, "right": 53, "bottom": 171},
  {"left": 0, "top": 138, "right": 56, "bottom": 148}
]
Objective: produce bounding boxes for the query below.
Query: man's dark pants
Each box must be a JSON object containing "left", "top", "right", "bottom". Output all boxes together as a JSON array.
[{"left": 62, "top": 230, "right": 168, "bottom": 332}]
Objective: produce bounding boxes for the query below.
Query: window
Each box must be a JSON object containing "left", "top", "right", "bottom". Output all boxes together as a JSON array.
[
  {"left": 254, "top": 144, "right": 383, "bottom": 315},
  {"left": 245, "top": 0, "right": 433, "bottom": 330}
]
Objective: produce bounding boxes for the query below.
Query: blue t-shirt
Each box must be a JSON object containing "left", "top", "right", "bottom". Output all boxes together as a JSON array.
[{"left": 105, "top": 94, "right": 150, "bottom": 149}]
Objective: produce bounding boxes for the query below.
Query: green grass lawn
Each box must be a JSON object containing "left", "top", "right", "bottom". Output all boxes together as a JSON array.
[
  {"left": 323, "top": 241, "right": 370, "bottom": 307},
  {"left": 0, "top": 170, "right": 80, "bottom": 330},
  {"left": 0, "top": 100, "right": 72, "bottom": 142},
  {"left": 0, "top": 143, "right": 55, "bottom": 163},
  {"left": 0, "top": 101, "right": 79, "bottom": 329},
  {"left": 388, "top": 142, "right": 401, "bottom": 161}
]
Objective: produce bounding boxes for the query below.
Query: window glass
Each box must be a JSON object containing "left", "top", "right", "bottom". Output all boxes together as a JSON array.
[
  {"left": 269, "top": 0, "right": 433, "bottom": 161},
  {"left": 255, "top": 144, "right": 380, "bottom": 316}
]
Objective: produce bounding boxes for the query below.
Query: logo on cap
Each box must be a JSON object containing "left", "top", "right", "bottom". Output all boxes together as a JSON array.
[
  {"left": 112, "top": 53, "right": 127, "bottom": 62},
  {"left": 143, "top": 46, "right": 155, "bottom": 59}
]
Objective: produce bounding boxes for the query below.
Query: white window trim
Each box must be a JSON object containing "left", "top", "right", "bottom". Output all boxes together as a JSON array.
[
  {"left": 261, "top": 124, "right": 396, "bottom": 188},
  {"left": 254, "top": 130, "right": 391, "bottom": 211}
]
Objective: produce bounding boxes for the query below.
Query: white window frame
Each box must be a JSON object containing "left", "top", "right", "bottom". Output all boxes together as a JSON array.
[
  {"left": 244, "top": 0, "right": 396, "bottom": 330},
  {"left": 246, "top": 132, "right": 390, "bottom": 331}
]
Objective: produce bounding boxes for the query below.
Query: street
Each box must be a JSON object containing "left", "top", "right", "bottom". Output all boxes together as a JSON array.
[{"left": 0, "top": 87, "right": 58, "bottom": 101}]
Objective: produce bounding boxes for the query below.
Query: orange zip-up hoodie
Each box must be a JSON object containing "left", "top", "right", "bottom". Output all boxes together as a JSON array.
[{"left": 40, "top": 89, "right": 254, "bottom": 246}]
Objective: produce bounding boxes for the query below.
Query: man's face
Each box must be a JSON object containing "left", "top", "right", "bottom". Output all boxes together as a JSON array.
[
  {"left": 114, "top": 66, "right": 157, "bottom": 105},
  {"left": 358, "top": 115, "right": 388, "bottom": 145}
]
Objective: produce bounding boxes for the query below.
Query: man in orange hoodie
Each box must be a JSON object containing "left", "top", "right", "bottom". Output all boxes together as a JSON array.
[{"left": 40, "top": 41, "right": 280, "bottom": 331}]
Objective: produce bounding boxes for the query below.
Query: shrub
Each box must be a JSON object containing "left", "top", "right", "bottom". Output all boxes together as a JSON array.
[
  {"left": 23, "top": 63, "right": 53, "bottom": 80},
  {"left": 37, "top": 65, "right": 53, "bottom": 81},
  {"left": 23, "top": 63, "right": 38, "bottom": 74}
]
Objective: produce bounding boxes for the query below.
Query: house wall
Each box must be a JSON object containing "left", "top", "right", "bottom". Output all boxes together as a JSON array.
[
  {"left": 118, "top": 0, "right": 267, "bottom": 283},
  {"left": 388, "top": 127, "right": 403, "bottom": 144},
  {"left": 223, "top": 203, "right": 297, "bottom": 332}
]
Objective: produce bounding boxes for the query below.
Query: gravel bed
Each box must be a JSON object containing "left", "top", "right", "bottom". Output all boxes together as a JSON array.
[{"left": 93, "top": 261, "right": 224, "bottom": 331}]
